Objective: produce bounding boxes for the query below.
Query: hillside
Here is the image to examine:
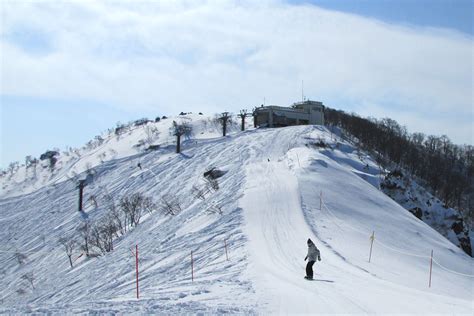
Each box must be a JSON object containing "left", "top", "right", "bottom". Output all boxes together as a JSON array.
[
  {"left": 381, "top": 171, "right": 472, "bottom": 256},
  {"left": 0, "top": 116, "right": 472, "bottom": 314}
]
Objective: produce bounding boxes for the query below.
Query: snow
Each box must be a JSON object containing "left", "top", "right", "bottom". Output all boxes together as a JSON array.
[{"left": 0, "top": 118, "right": 472, "bottom": 314}]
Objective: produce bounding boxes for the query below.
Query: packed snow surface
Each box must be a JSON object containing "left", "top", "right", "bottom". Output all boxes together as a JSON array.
[{"left": 0, "top": 117, "right": 472, "bottom": 314}]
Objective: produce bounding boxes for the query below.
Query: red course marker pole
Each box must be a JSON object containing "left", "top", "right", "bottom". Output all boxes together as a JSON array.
[{"left": 136, "top": 244, "right": 139, "bottom": 299}]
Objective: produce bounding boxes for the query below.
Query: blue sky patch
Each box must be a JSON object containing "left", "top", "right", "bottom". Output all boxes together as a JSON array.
[{"left": 4, "top": 25, "right": 55, "bottom": 55}]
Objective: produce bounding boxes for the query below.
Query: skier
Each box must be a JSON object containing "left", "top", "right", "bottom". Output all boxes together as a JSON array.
[{"left": 304, "top": 238, "right": 321, "bottom": 280}]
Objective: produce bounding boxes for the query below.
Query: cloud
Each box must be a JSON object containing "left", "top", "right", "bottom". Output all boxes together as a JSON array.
[{"left": 1, "top": 0, "right": 472, "bottom": 143}]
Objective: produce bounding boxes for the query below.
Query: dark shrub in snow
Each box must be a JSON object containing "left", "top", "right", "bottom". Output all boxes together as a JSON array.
[
  {"left": 146, "top": 145, "right": 160, "bottom": 151},
  {"left": 115, "top": 124, "right": 126, "bottom": 135},
  {"left": 203, "top": 167, "right": 227, "bottom": 180},
  {"left": 40, "top": 150, "right": 59, "bottom": 170},
  {"left": 40, "top": 151, "right": 59, "bottom": 161},
  {"left": 311, "top": 140, "right": 327, "bottom": 148},
  {"left": 134, "top": 118, "right": 150, "bottom": 126}
]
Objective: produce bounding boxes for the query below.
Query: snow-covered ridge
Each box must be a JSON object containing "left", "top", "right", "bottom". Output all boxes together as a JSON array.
[
  {"left": 0, "top": 114, "right": 247, "bottom": 199},
  {"left": 0, "top": 120, "right": 472, "bottom": 314}
]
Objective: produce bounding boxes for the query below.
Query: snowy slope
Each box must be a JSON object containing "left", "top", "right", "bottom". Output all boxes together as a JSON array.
[
  {"left": 0, "top": 119, "right": 472, "bottom": 314},
  {"left": 241, "top": 127, "right": 473, "bottom": 314},
  {"left": 0, "top": 114, "right": 239, "bottom": 199}
]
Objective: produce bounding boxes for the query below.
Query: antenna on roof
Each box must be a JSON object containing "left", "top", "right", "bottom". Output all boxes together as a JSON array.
[{"left": 302, "top": 80, "right": 304, "bottom": 102}]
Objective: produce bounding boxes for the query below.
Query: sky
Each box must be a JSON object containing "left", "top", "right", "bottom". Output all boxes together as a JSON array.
[{"left": 1, "top": 0, "right": 473, "bottom": 167}]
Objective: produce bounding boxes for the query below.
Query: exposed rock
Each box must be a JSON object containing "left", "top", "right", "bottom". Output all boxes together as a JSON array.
[
  {"left": 409, "top": 207, "right": 423, "bottom": 220},
  {"left": 451, "top": 219, "right": 464, "bottom": 235},
  {"left": 458, "top": 236, "right": 472, "bottom": 256}
]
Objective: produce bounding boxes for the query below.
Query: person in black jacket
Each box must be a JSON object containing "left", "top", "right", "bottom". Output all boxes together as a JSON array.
[{"left": 304, "top": 238, "right": 321, "bottom": 280}]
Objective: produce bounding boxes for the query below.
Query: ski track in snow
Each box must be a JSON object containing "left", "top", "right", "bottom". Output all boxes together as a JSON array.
[
  {"left": 240, "top": 126, "right": 473, "bottom": 314},
  {"left": 241, "top": 128, "right": 372, "bottom": 314},
  {"left": 0, "top": 120, "right": 473, "bottom": 314}
]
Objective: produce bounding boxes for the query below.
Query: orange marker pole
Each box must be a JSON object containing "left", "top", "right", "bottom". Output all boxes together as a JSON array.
[{"left": 368, "top": 231, "right": 375, "bottom": 263}]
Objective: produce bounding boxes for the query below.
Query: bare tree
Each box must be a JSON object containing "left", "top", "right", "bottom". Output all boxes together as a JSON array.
[
  {"left": 170, "top": 121, "right": 193, "bottom": 153},
  {"left": 25, "top": 155, "right": 34, "bottom": 168},
  {"left": 90, "top": 224, "right": 104, "bottom": 254},
  {"left": 192, "top": 184, "right": 210, "bottom": 201},
  {"left": 206, "top": 202, "right": 223, "bottom": 215},
  {"left": 101, "top": 216, "right": 118, "bottom": 252},
  {"left": 205, "top": 177, "right": 219, "bottom": 191},
  {"left": 192, "top": 173, "right": 219, "bottom": 201},
  {"left": 105, "top": 194, "right": 126, "bottom": 234},
  {"left": 78, "top": 220, "right": 92, "bottom": 256},
  {"left": 89, "top": 195, "right": 98, "bottom": 209},
  {"left": 90, "top": 217, "right": 118, "bottom": 254},
  {"left": 59, "top": 237, "right": 77, "bottom": 268},
  {"left": 120, "top": 193, "right": 155, "bottom": 227},
  {"left": 144, "top": 125, "right": 160, "bottom": 146},
  {"left": 7, "top": 161, "right": 19, "bottom": 177},
  {"left": 94, "top": 135, "right": 105, "bottom": 146},
  {"left": 115, "top": 122, "right": 126, "bottom": 138},
  {"left": 21, "top": 272, "right": 35, "bottom": 289},
  {"left": 159, "top": 195, "right": 182, "bottom": 216}
]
